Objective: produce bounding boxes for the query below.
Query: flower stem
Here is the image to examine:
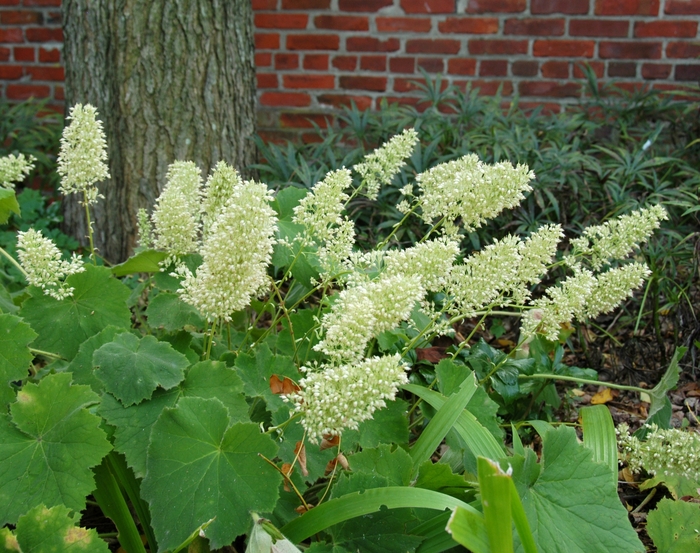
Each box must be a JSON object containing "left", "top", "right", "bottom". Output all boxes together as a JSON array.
[
  {"left": 518, "top": 373, "right": 646, "bottom": 394},
  {"left": 83, "top": 190, "right": 97, "bottom": 265},
  {"left": 0, "top": 245, "right": 27, "bottom": 277}
]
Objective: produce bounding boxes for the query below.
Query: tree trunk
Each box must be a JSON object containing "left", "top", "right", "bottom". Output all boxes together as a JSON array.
[{"left": 62, "top": 0, "right": 257, "bottom": 263}]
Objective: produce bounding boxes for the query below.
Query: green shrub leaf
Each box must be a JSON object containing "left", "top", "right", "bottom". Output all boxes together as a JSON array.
[
  {"left": 0, "top": 314, "right": 36, "bottom": 406},
  {"left": 94, "top": 333, "right": 189, "bottom": 406},
  {"left": 145, "top": 291, "right": 205, "bottom": 332},
  {"left": 647, "top": 498, "right": 700, "bottom": 553},
  {"left": 508, "top": 425, "right": 644, "bottom": 553},
  {"left": 111, "top": 249, "right": 168, "bottom": 276},
  {"left": 19, "top": 265, "right": 131, "bottom": 360},
  {"left": 0, "top": 373, "right": 111, "bottom": 524},
  {"left": 141, "top": 397, "right": 281, "bottom": 551},
  {"left": 65, "top": 326, "right": 123, "bottom": 393},
  {"left": 13, "top": 503, "right": 109, "bottom": 553},
  {"left": 0, "top": 189, "right": 20, "bottom": 224}
]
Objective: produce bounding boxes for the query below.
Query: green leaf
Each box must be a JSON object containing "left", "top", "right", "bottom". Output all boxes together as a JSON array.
[
  {"left": 0, "top": 188, "right": 20, "bottom": 224},
  {"left": 446, "top": 507, "right": 490, "bottom": 553},
  {"left": 100, "top": 360, "right": 248, "bottom": 478},
  {"left": 146, "top": 291, "right": 205, "bottom": 332},
  {"left": 141, "top": 397, "right": 281, "bottom": 551},
  {"left": 647, "top": 498, "right": 700, "bottom": 553},
  {"left": 65, "top": 326, "right": 123, "bottom": 393},
  {"left": 347, "top": 444, "right": 413, "bottom": 486},
  {"left": 478, "top": 457, "right": 514, "bottom": 553},
  {"left": 94, "top": 333, "right": 189, "bottom": 406},
  {"left": 414, "top": 462, "right": 473, "bottom": 501},
  {"left": 111, "top": 249, "right": 168, "bottom": 276},
  {"left": 648, "top": 347, "right": 687, "bottom": 422},
  {"left": 342, "top": 398, "right": 409, "bottom": 448},
  {"left": 282, "top": 487, "right": 479, "bottom": 544},
  {"left": 410, "top": 373, "right": 478, "bottom": 473},
  {"left": 580, "top": 405, "right": 617, "bottom": 490},
  {"left": 0, "top": 373, "right": 112, "bottom": 525},
  {"left": 508, "top": 426, "right": 644, "bottom": 553},
  {"left": 0, "top": 528, "right": 19, "bottom": 552},
  {"left": 19, "top": 265, "right": 131, "bottom": 360},
  {"left": 14, "top": 504, "right": 109, "bottom": 552},
  {"left": 640, "top": 472, "right": 700, "bottom": 500},
  {"left": 329, "top": 505, "right": 423, "bottom": 553},
  {"left": 0, "top": 314, "right": 36, "bottom": 406}
]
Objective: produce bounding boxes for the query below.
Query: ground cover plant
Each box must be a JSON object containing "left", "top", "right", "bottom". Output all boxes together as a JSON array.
[{"left": 0, "top": 99, "right": 698, "bottom": 553}]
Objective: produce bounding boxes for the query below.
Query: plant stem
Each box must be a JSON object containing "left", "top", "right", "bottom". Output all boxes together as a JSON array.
[
  {"left": 205, "top": 318, "right": 218, "bottom": 360},
  {"left": 518, "top": 373, "right": 646, "bottom": 394},
  {"left": 83, "top": 191, "right": 97, "bottom": 265},
  {"left": 0, "top": 245, "right": 27, "bottom": 277},
  {"left": 29, "top": 347, "right": 63, "bottom": 359}
]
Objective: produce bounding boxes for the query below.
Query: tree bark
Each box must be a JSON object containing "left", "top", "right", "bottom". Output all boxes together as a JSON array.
[{"left": 62, "top": 0, "right": 257, "bottom": 263}]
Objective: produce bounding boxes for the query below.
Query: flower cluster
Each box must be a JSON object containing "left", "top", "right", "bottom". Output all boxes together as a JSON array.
[
  {"left": 0, "top": 153, "right": 35, "bottom": 189},
  {"left": 177, "top": 180, "right": 276, "bottom": 322},
  {"left": 570, "top": 205, "right": 668, "bottom": 270},
  {"left": 293, "top": 168, "right": 354, "bottom": 276},
  {"left": 617, "top": 424, "right": 700, "bottom": 482},
  {"left": 286, "top": 354, "right": 409, "bottom": 441},
  {"left": 315, "top": 273, "right": 424, "bottom": 362},
  {"left": 354, "top": 128, "right": 418, "bottom": 200},
  {"left": 584, "top": 263, "right": 651, "bottom": 319},
  {"left": 514, "top": 224, "right": 563, "bottom": 303},
  {"left": 150, "top": 161, "right": 204, "bottom": 266},
  {"left": 202, "top": 161, "right": 242, "bottom": 238},
  {"left": 57, "top": 104, "right": 110, "bottom": 205},
  {"left": 16, "top": 228, "right": 84, "bottom": 300},
  {"left": 383, "top": 237, "right": 459, "bottom": 292},
  {"left": 416, "top": 154, "right": 534, "bottom": 234}
]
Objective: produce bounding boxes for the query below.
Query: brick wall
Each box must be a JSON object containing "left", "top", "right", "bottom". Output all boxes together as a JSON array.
[{"left": 0, "top": 0, "right": 698, "bottom": 141}]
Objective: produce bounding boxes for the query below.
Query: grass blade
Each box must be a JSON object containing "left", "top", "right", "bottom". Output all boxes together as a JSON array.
[{"left": 581, "top": 404, "right": 618, "bottom": 490}]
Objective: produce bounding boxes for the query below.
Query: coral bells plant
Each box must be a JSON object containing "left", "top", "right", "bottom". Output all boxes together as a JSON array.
[{"left": 0, "top": 106, "right": 673, "bottom": 552}]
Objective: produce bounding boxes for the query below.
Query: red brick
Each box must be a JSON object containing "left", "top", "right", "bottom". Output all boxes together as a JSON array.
[
  {"left": 13, "top": 46, "right": 34, "bottom": 61},
  {"left": 318, "top": 94, "right": 373, "bottom": 110},
  {"left": 438, "top": 17, "right": 498, "bottom": 34},
  {"left": 642, "top": 63, "right": 672, "bottom": 79},
  {"left": 23, "top": 0, "right": 59, "bottom": 5},
  {"left": 338, "top": 0, "right": 392, "bottom": 12},
  {"left": 512, "top": 60, "right": 538, "bottom": 76},
  {"left": 38, "top": 47, "right": 59, "bottom": 62},
  {"left": 377, "top": 17, "right": 432, "bottom": 32},
  {"left": 255, "top": 13, "right": 308, "bottom": 29},
  {"left": 569, "top": 19, "right": 628, "bottom": 37},
  {"left": 595, "top": 0, "right": 659, "bottom": 15},
  {"left": 332, "top": 55, "right": 357, "bottom": 70},
  {"left": 283, "top": 74, "right": 334, "bottom": 89},
  {"left": 287, "top": 34, "right": 339, "bottom": 50},
  {"left": 380, "top": 96, "right": 424, "bottom": 109},
  {"left": 634, "top": 21, "right": 697, "bottom": 37},
  {"left": 304, "top": 54, "right": 329, "bottom": 70},
  {"left": 390, "top": 56, "right": 415, "bottom": 72},
  {"left": 608, "top": 62, "right": 637, "bottom": 77},
  {"left": 447, "top": 58, "right": 477, "bottom": 75},
  {"left": 0, "top": 28, "right": 23, "bottom": 43},
  {"left": 252, "top": 0, "right": 277, "bottom": 9},
  {"left": 360, "top": 55, "right": 386, "bottom": 71},
  {"left": 467, "top": 0, "right": 525, "bottom": 12},
  {"left": 469, "top": 39, "right": 527, "bottom": 55},
  {"left": 480, "top": 59, "right": 508, "bottom": 76},
  {"left": 394, "top": 77, "right": 427, "bottom": 92},
  {"left": 314, "top": 15, "right": 368, "bottom": 31},
  {"left": 667, "top": 41, "right": 700, "bottom": 58},
  {"left": 0, "top": 10, "right": 41, "bottom": 24},
  {"left": 255, "top": 33, "right": 280, "bottom": 49},
  {"left": 676, "top": 64, "right": 700, "bottom": 80},
  {"left": 407, "top": 39, "right": 461, "bottom": 54},
  {"left": 401, "top": 0, "right": 455, "bottom": 13},
  {"left": 53, "top": 85, "right": 63, "bottom": 101},
  {"left": 282, "top": 0, "right": 330, "bottom": 8},
  {"left": 257, "top": 73, "right": 278, "bottom": 88},
  {"left": 255, "top": 52, "right": 272, "bottom": 66},
  {"left": 519, "top": 81, "right": 581, "bottom": 97},
  {"left": 260, "top": 92, "right": 312, "bottom": 107},
  {"left": 25, "top": 66, "right": 63, "bottom": 81},
  {"left": 6, "top": 84, "right": 49, "bottom": 99},
  {"left": 456, "top": 79, "right": 514, "bottom": 96},
  {"left": 25, "top": 28, "right": 62, "bottom": 42},
  {"left": 0, "top": 64, "right": 22, "bottom": 79},
  {"left": 0, "top": 0, "right": 20, "bottom": 5},
  {"left": 0, "top": 47, "right": 10, "bottom": 61},
  {"left": 599, "top": 41, "right": 662, "bottom": 59},
  {"left": 541, "top": 60, "right": 569, "bottom": 78},
  {"left": 417, "top": 57, "right": 444, "bottom": 73},
  {"left": 518, "top": 101, "right": 562, "bottom": 114},
  {"left": 347, "top": 36, "right": 400, "bottom": 52},
  {"left": 665, "top": 0, "right": 700, "bottom": 14},
  {"left": 339, "top": 75, "right": 387, "bottom": 91},
  {"left": 505, "top": 18, "right": 564, "bottom": 35},
  {"left": 533, "top": 40, "right": 595, "bottom": 57},
  {"left": 275, "top": 53, "right": 298, "bottom": 69},
  {"left": 573, "top": 61, "right": 604, "bottom": 78},
  {"left": 531, "top": 0, "right": 589, "bottom": 13},
  {"left": 611, "top": 82, "right": 648, "bottom": 93},
  {"left": 280, "top": 113, "right": 331, "bottom": 129}
]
